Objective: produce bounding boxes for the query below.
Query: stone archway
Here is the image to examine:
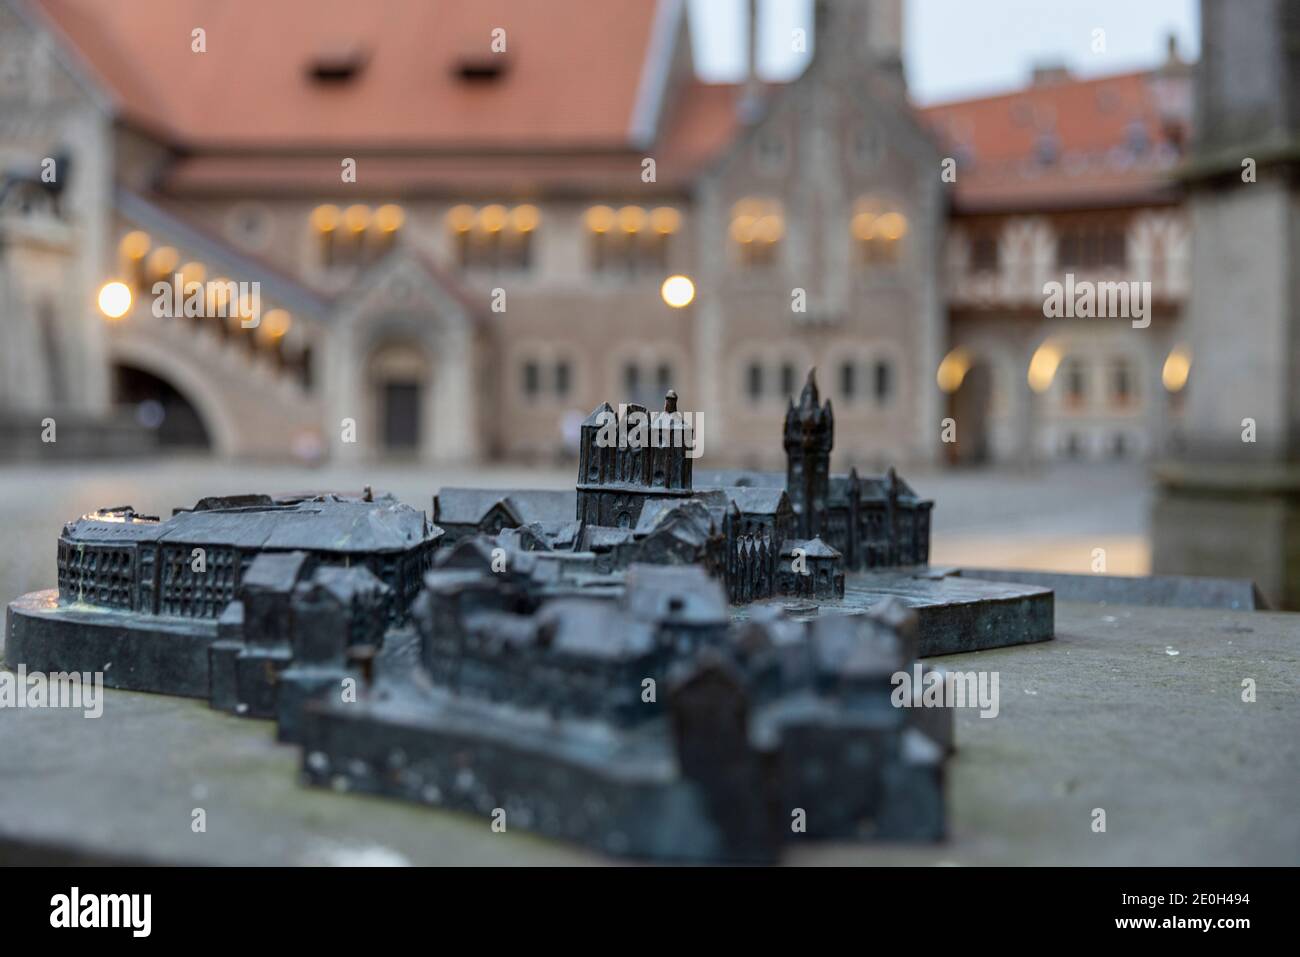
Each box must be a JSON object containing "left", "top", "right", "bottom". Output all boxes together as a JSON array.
[
  {"left": 365, "top": 339, "right": 433, "bottom": 458},
  {"left": 112, "top": 364, "right": 212, "bottom": 449},
  {"left": 106, "top": 335, "right": 239, "bottom": 456}
]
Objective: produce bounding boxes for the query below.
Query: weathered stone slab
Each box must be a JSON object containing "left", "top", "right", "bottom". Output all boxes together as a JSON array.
[
  {"left": 957, "top": 567, "right": 1265, "bottom": 611},
  {"left": 5, "top": 589, "right": 217, "bottom": 698},
  {"left": 734, "top": 569, "right": 1055, "bottom": 657}
]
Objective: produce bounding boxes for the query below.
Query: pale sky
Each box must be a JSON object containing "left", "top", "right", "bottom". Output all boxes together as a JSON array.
[{"left": 687, "top": 0, "right": 1200, "bottom": 105}]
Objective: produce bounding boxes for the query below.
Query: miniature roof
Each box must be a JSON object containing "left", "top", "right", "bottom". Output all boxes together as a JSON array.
[
  {"left": 693, "top": 469, "right": 784, "bottom": 489},
  {"left": 623, "top": 564, "right": 729, "bottom": 627},
  {"left": 808, "top": 615, "right": 906, "bottom": 678},
  {"left": 242, "top": 550, "right": 314, "bottom": 592},
  {"left": 633, "top": 497, "right": 715, "bottom": 537},
  {"left": 304, "top": 564, "right": 390, "bottom": 604},
  {"left": 65, "top": 498, "right": 439, "bottom": 553},
  {"left": 536, "top": 600, "right": 656, "bottom": 661},
  {"left": 434, "top": 488, "right": 575, "bottom": 526},
  {"left": 781, "top": 537, "right": 841, "bottom": 559},
  {"left": 581, "top": 526, "right": 637, "bottom": 550},
  {"left": 720, "top": 486, "right": 790, "bottom": 516}
]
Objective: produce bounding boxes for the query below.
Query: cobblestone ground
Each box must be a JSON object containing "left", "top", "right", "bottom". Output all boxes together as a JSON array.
[{"left": 0, "top": 456, "right": 1152, "bottom": 604}]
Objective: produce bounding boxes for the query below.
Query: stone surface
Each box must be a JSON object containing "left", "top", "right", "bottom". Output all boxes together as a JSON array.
[
  {"left": 956, "top": 567, "right": 1264, "bottom": 611},
  {"left": 2, "top": 600, "right": 1295, "bottom": 866}
]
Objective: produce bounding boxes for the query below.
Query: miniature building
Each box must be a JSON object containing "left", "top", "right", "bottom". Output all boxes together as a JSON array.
[
  {"left": 300, "top": 577, "right": 950, "bottom": 862},
  {"left": 777, "top": 537, "right": 845, "bottom": 600},
  {"left": 211, "top": 551, "right": 392, "bottom": 719},
  {"left": 576, "top": 393, "right": 695, "bottom": 529},
  {"left": 778, "top": 371, "right": 934, "bottom": 569},
  {"left": 4, "top": 364, "right": 1067, "bottom": 862},
  {"left": 56, "top": 494, "right": 441, "bottom": 620}
]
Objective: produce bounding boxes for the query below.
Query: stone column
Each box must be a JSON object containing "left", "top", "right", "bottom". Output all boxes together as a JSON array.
[{"left": 1150, "top": 0, "right": 1300, "bottom": 608}]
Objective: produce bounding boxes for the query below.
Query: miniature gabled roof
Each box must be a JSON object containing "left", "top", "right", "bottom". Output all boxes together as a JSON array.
[
  {"left": 781, "top": 537, "right": 840, "bottom": 559},
  {"left": 69, "top": 498, "right": 440, "bottom": 552},
  {"left": 242, "top": 550, "right": 314, "bottom": 592},
  {"left": 536, "top": 600, "right": 656, "bottom": 660},
  {"left": 633, "top": 497, "right": 714, "bottom": 537},
  {"left": 305, "top": 564, "right": 390, "bottom": 604},
  {"left": 581, "top": 402, "right": 615, "bottom": 428},
  {"left": 623, "top": 564, "right": 728, "bottom": 626},
  {"left": 808, "top": 614, "right": 906, "bottom": 679},
  {"left": 721, "top": 486, "right": 790, "bottom": 516},
  {"left": 434, "top": 488, "right": 575, "bottom": 526}
]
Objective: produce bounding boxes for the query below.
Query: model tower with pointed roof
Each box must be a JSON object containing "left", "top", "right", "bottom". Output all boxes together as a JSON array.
[{"left": 784, "top": 370, "right": 834, "bottom": 540}]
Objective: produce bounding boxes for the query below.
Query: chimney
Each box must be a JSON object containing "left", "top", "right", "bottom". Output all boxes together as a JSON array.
[{"left": 1031, "top": 62, "right": 1072, "bottom": 86}]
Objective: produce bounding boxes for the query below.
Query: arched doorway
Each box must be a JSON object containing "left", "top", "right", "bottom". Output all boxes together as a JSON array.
[
  {"left": 948, "top": 360, "right": 993, "bottom": 465},
  {"left": 366, "top": 341, "right": 432, "bottom": 457},
  {"left": 112, "top": 364, "right": 212, "bottom": 450}
]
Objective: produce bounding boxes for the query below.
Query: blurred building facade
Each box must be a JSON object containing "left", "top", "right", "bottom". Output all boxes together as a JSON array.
[{"left": 0, "top": 0, "right": 1192, "bottom": 468}]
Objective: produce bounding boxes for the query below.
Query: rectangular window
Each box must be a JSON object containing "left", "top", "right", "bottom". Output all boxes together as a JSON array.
[
  {"left": 523, "top": 361, "right": 540, "bottom": 397},
  {"left": 840, "top": 362, "right": 857, "bottom": 399},
  {"left": 747, "top": 363, "right": 764, "bottom": 400},
  {"left": 874, "top": 361, "right": 893, "bottom": 404},
  {"left": 969, "top": 234, "right": 999, "bottom": 274}
]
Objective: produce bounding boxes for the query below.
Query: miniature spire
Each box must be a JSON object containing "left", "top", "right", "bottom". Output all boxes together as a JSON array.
[{"left": 799, "top": 368, "right": 819, "bottom": 409}]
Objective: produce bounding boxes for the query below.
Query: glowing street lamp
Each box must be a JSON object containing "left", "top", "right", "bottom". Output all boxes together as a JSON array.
[
  {"left": 97, "top": 281, "right": 132, "bottom": 319},
  {"left": 661, "top": 274, "right": 695, "bottom": 308}
]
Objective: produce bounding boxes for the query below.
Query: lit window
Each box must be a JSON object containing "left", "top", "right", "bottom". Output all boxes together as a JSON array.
[
  {"left": 587, "top": 205, "right": 676, "bottom": 276},
  {"left": 730, "top": 199, "right": 783, "bottom": 269},
  {"left": 852, "top": 199, "right": 907, "bottom": 265},
  {"left": 447, "top": 203, "right": 537, "bottom": 272},
  {"left": 311, "top": 203, "right": 404, "bottom": 270}
]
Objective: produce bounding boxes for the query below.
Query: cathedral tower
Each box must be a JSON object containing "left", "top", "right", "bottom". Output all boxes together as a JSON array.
[{"left": 784, "top": 369, "right": 833, "bottom": 539}]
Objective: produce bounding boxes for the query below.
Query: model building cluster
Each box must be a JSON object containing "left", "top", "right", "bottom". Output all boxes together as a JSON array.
[{"left": 6, "top": 370, "right": 1052, "bottom": 861}]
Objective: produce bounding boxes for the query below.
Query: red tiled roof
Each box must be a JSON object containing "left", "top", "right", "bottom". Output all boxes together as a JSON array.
[
  {"left": 920, "top": 69, "right": 1192, "bottom": 211},
  {"left": 159, "top": 81, "right": 746, "bottom": 196},
  {"left": 33, "top": 0, "right": 664, "bottom": 149}
]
